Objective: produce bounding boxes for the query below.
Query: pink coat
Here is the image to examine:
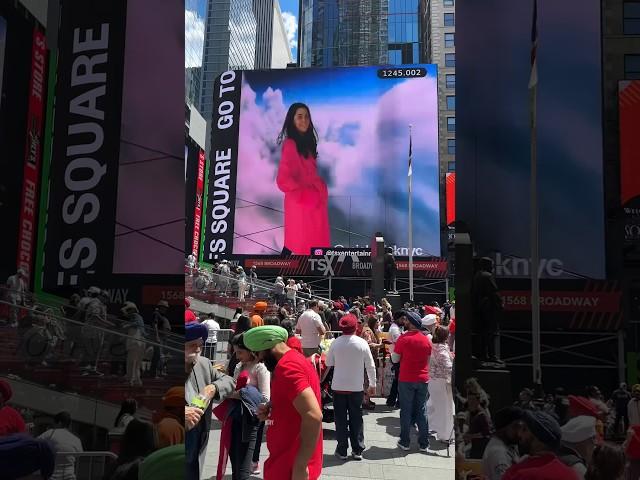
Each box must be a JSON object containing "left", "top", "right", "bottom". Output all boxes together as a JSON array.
[{"left": 276, "top": 139, "right": 330, "bottom": 254}]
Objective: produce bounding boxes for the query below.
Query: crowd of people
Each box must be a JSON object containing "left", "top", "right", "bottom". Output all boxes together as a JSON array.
[
  {"left": 454, "top": 376, "right": 640, "bottom": 480},
  {"left": 184, "top": 289, "right": 457, "bottom": 480},
  {"left": 2, "top": 277, "right": 175, "bottom": 386}
]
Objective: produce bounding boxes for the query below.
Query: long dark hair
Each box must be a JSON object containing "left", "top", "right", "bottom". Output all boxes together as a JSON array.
[
  {"left": 119, "top": 419, "right": 156, "bottom": 463},
  {"left": 235, "top": 315, "right": 252, "bottom": 334},
  {"left": 585, "top": 443, "right": 625, "bottom": 480},
  {"left": 277, "top": 103, "right": 318, "bottom": 159},
  {"left": 114, "top": 398, "right": 137, "bottom": 427}
]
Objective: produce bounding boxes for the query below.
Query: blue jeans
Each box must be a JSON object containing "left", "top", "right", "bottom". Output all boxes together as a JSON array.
[{"left": 398, "top": 381, "right": 430, "bottom": 448}]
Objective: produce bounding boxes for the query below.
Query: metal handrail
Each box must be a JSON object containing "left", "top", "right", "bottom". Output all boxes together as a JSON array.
[
  {"left": 0, "top": 298, "right": 182, "bottom": 354},
  {"left": 1, "top": 285, "right": 186, "bottom": 346},
  {"left": 56, "top": 451, "right": 117, "bottom": 480},
  {"left": 187, "top": 268, "right": 332, "bottom": 304}
]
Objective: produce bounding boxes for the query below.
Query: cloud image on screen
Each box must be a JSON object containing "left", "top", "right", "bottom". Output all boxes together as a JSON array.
[{"left": 232, "top": 66, "right": 440, "bottom": 257}]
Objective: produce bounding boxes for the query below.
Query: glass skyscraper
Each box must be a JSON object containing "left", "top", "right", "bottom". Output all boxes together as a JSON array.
[
  {"left": 185, "top": 0, "right": 207, "bottom": 107},
  {"left": 299, "top": 0, "right": 422, "bottom": 67},
  {"left": 196, "top": 0, "right": 274, "bottom": 121}
]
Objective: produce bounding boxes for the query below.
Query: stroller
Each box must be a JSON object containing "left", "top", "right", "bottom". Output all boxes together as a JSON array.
[{"left": 310, "top": 352, "right": 335, "bottom": 423}]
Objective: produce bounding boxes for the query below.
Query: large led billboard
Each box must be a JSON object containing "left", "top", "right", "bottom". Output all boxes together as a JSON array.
[
  {"left": 457, "top": 0, "right": 605, "bottom": 279},
  {"left": 202, "top": 65, "right": 440, "bottom": 263}
]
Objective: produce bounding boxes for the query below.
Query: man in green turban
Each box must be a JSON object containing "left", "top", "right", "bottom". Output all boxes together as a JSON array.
[{"left": 243, "top": 326, "right": 324, "bottom": 480}]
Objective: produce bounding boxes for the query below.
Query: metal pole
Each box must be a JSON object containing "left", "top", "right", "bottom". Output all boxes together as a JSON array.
[
  {"left": 408, "top": 124, "right": 414, "bottom": 302},
  {"left": 446, "top": 276, "right": 450, "bottom": 302},
  {"left": 530, "top": 80, "right": 541, "bottom": 384},
  {"left": 328, "top": 276, "right": 332, "bottom": 302},
  {"left": 619, "top": 329, "right": 626, "bottom": 385}
]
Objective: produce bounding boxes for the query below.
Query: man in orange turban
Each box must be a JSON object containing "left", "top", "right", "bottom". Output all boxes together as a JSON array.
[{"left": 251, "top": 302, "right": 268, "bottom": 328}]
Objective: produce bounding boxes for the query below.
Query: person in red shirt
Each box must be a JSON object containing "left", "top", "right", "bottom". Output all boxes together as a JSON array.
[
  {"left": 392, "top": 311, "right": 432, "bottom": 451},
  {"left": 0, "top": 379, "right": 26, "bottom": 437},
  {"left": 244, "top": 326, "right": 323, "bottom": 480},
  {"left": 503, "top": 410, "right": 579, "bottom": 480}
]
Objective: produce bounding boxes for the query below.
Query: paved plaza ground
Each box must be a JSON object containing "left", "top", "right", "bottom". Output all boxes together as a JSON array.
[{"left": 203, "top": 398, "right": 455, "bottom": 480}]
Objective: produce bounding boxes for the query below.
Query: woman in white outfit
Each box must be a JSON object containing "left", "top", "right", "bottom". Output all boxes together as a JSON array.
[
  {"left": 427, "top": 324, "right": 455, "bottom": 444},
  {"left": 121, "top": 302, "right": 146, "bottom": 387},
  {"left": 236, "top": 267, "right": 247, "bottom": 301}
]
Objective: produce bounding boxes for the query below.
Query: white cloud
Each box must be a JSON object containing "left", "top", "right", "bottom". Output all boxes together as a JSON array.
[
  {"left": 185, "top": 9, "right": 204, "bottom": 68},
  {"left": 281, "top": 11, "right": 298, "bottom": 50}
]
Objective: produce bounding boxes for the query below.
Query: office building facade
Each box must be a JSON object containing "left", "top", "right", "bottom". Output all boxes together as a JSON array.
[
  {"left": 272, "top": 0, "right": 294, "bottom": 67},
  {"left": 420, "top": 0, "right": 455, "bottom": 175},
  {"left": 298, "top": 0, "right": 422, "bottom": 67}
]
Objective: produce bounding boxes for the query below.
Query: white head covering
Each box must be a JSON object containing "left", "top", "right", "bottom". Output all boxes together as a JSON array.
[
  {"left": 421, "top": 314, "right": 437, "bottom": 327},
  {"left": 561, "top": 415, "right": 596, "bottom": 443}
]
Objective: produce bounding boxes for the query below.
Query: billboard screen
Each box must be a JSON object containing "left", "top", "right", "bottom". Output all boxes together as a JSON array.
[
  {"left": 457, "top": 0, "right": 605, "bottom": 279},
  {"left": 619, "top": 80, "right": 640, "bottom": 250},
  {"left": 37, "top": 0, "right": 184, "bottom": 303},
  {"left": 203, "top": 65, "right": 441, "bottom": 262}
]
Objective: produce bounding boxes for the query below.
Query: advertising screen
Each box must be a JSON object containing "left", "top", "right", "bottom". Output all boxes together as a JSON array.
[
  {"left": 457, "top": 0, "right": 605, "bottom": 279},
  {"left": 0, "top": 16, "right": 6, "bottom": 99},
  {"left": 620, "top": 80, "right": 640, "bottom": 252},
  {"left": 36, "top": 0, "right": 184, "bottom": 304},
  {"left": 203, "top": 65, "right": 440, "bottom": 263}
]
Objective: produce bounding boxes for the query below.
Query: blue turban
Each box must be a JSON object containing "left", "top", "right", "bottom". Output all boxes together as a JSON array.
[
  {"left": 185, "top": 323, "right": 207, "bottom": 343},
  {"left": 0, "top": 433, "right": 55, "bottom": 479}
]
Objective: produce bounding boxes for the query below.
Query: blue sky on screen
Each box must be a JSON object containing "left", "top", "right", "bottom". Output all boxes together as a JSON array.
[{"left": 233, "top": 66, "right": 441, "bottom": 256}]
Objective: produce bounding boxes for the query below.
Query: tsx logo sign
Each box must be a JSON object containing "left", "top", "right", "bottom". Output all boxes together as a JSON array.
[{"left": 308, "top": 257, "right": 335, "bottom": 276}]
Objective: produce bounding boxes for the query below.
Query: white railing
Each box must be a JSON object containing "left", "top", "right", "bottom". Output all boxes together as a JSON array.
[{"left": 55, "top": 451, "right": 118, "bottom": 480}]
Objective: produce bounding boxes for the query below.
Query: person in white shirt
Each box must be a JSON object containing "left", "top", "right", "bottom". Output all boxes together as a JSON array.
[
  {"left": 386, "top": 311, "right": 406, "bottom": 408},
  {"left": 201, "top": 315, "right": 220, "bottom": 360},
  {"left": 38, "top": 411, "right": 83, "bottom": 480},
  {"left": 230, "top": 333, "right": 271, "bottom": 476},
  {"left": 482, "top": 407, "right": 523, "bottom": 480},
  {"left": 286, "top": 279, "right": 298, "bottom": 309},
  {"left": 326, "top": 313, "right": 376, "bottom": 461},
  {"left": 6, "top": 269, "right": 27, "bottom": 327},
  {"left": 628, "top": 384, "right": 640, "bottom": 426},
  {"left": 295, "top": 300, "right": 326, "bottom": 357}
]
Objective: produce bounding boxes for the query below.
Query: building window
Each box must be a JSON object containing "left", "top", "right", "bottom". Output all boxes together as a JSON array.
[
  {"left": 447, "top": 138, "right": 456, "bottom": 155},
  {"left": 445, "top": 53, "right": 456, "bottom": 67},
  {"left": 444, "top": 0, "right": 454, "bottom": 5},
  {"left": 447, "top": 117, "right": 456, "bottom": 132},
  {"left": 625, "top": 55, "right": 640, "bottom": 79},
  {"left": 445, "top": 74, "right": 456, "bottom": 88},
  {"left": 448, "top": 161, "right": 456, "bottom": 172},
  {"left": 445, "top": 33, "right": 455, "bottom": 48},
  {"left": 446, "top": 95, "right": 456, "bottom": 110},
  {"left": 624, "top": 2, "right": 640, "bottom": 35},
  {"left": 444, "top": 13, "right": 455, "bottom": 27}
]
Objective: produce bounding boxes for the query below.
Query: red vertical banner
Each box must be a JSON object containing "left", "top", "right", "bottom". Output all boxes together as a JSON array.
[
  {"left": 17, "top": 29, "right": 47, "bottom": 285},
  {"left": 446, "top": 172, "right": 456, "bottom": 225},
  {"left": 620, "top": 80, "right": 640, "bottom": 206},
  {"left": 192, "top": 149, "right": 205, "bottom": 255}
]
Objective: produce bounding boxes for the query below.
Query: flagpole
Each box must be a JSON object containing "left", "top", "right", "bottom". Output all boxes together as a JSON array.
[
  {"left": 408, "top": 124, "right": 414, "bottom": 302},
  {"left": 530, "top": 0, "right": 541, "bottom": 385}
]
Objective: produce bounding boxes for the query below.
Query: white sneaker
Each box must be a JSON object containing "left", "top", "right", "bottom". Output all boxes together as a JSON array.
[
  {"left": 397, "top": 441, "right": 410, "bottom": 451},
  {"left": 334, "top": 451, "right": 348, "bottom": 460}
]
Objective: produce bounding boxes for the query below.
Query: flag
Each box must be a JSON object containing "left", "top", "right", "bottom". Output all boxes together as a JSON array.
[
  {"left": 529, "top": 0, "right": 538, "bottom": 90},
  {"left": 408, "top": 130, "right": 413, "bottom": 178}
]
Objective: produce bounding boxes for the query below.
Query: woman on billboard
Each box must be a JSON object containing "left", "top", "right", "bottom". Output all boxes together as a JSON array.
[{"left": 276, "top": 103, "right": 330, "bottom": 255}]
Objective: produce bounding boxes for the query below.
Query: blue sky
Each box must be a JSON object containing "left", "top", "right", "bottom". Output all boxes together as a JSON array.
[
  {"left": 185, "top": 0, "right": 299, "bottom": 66},
  {"left": 278, "top": 0, "right": 299, "bottom": 59}
]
